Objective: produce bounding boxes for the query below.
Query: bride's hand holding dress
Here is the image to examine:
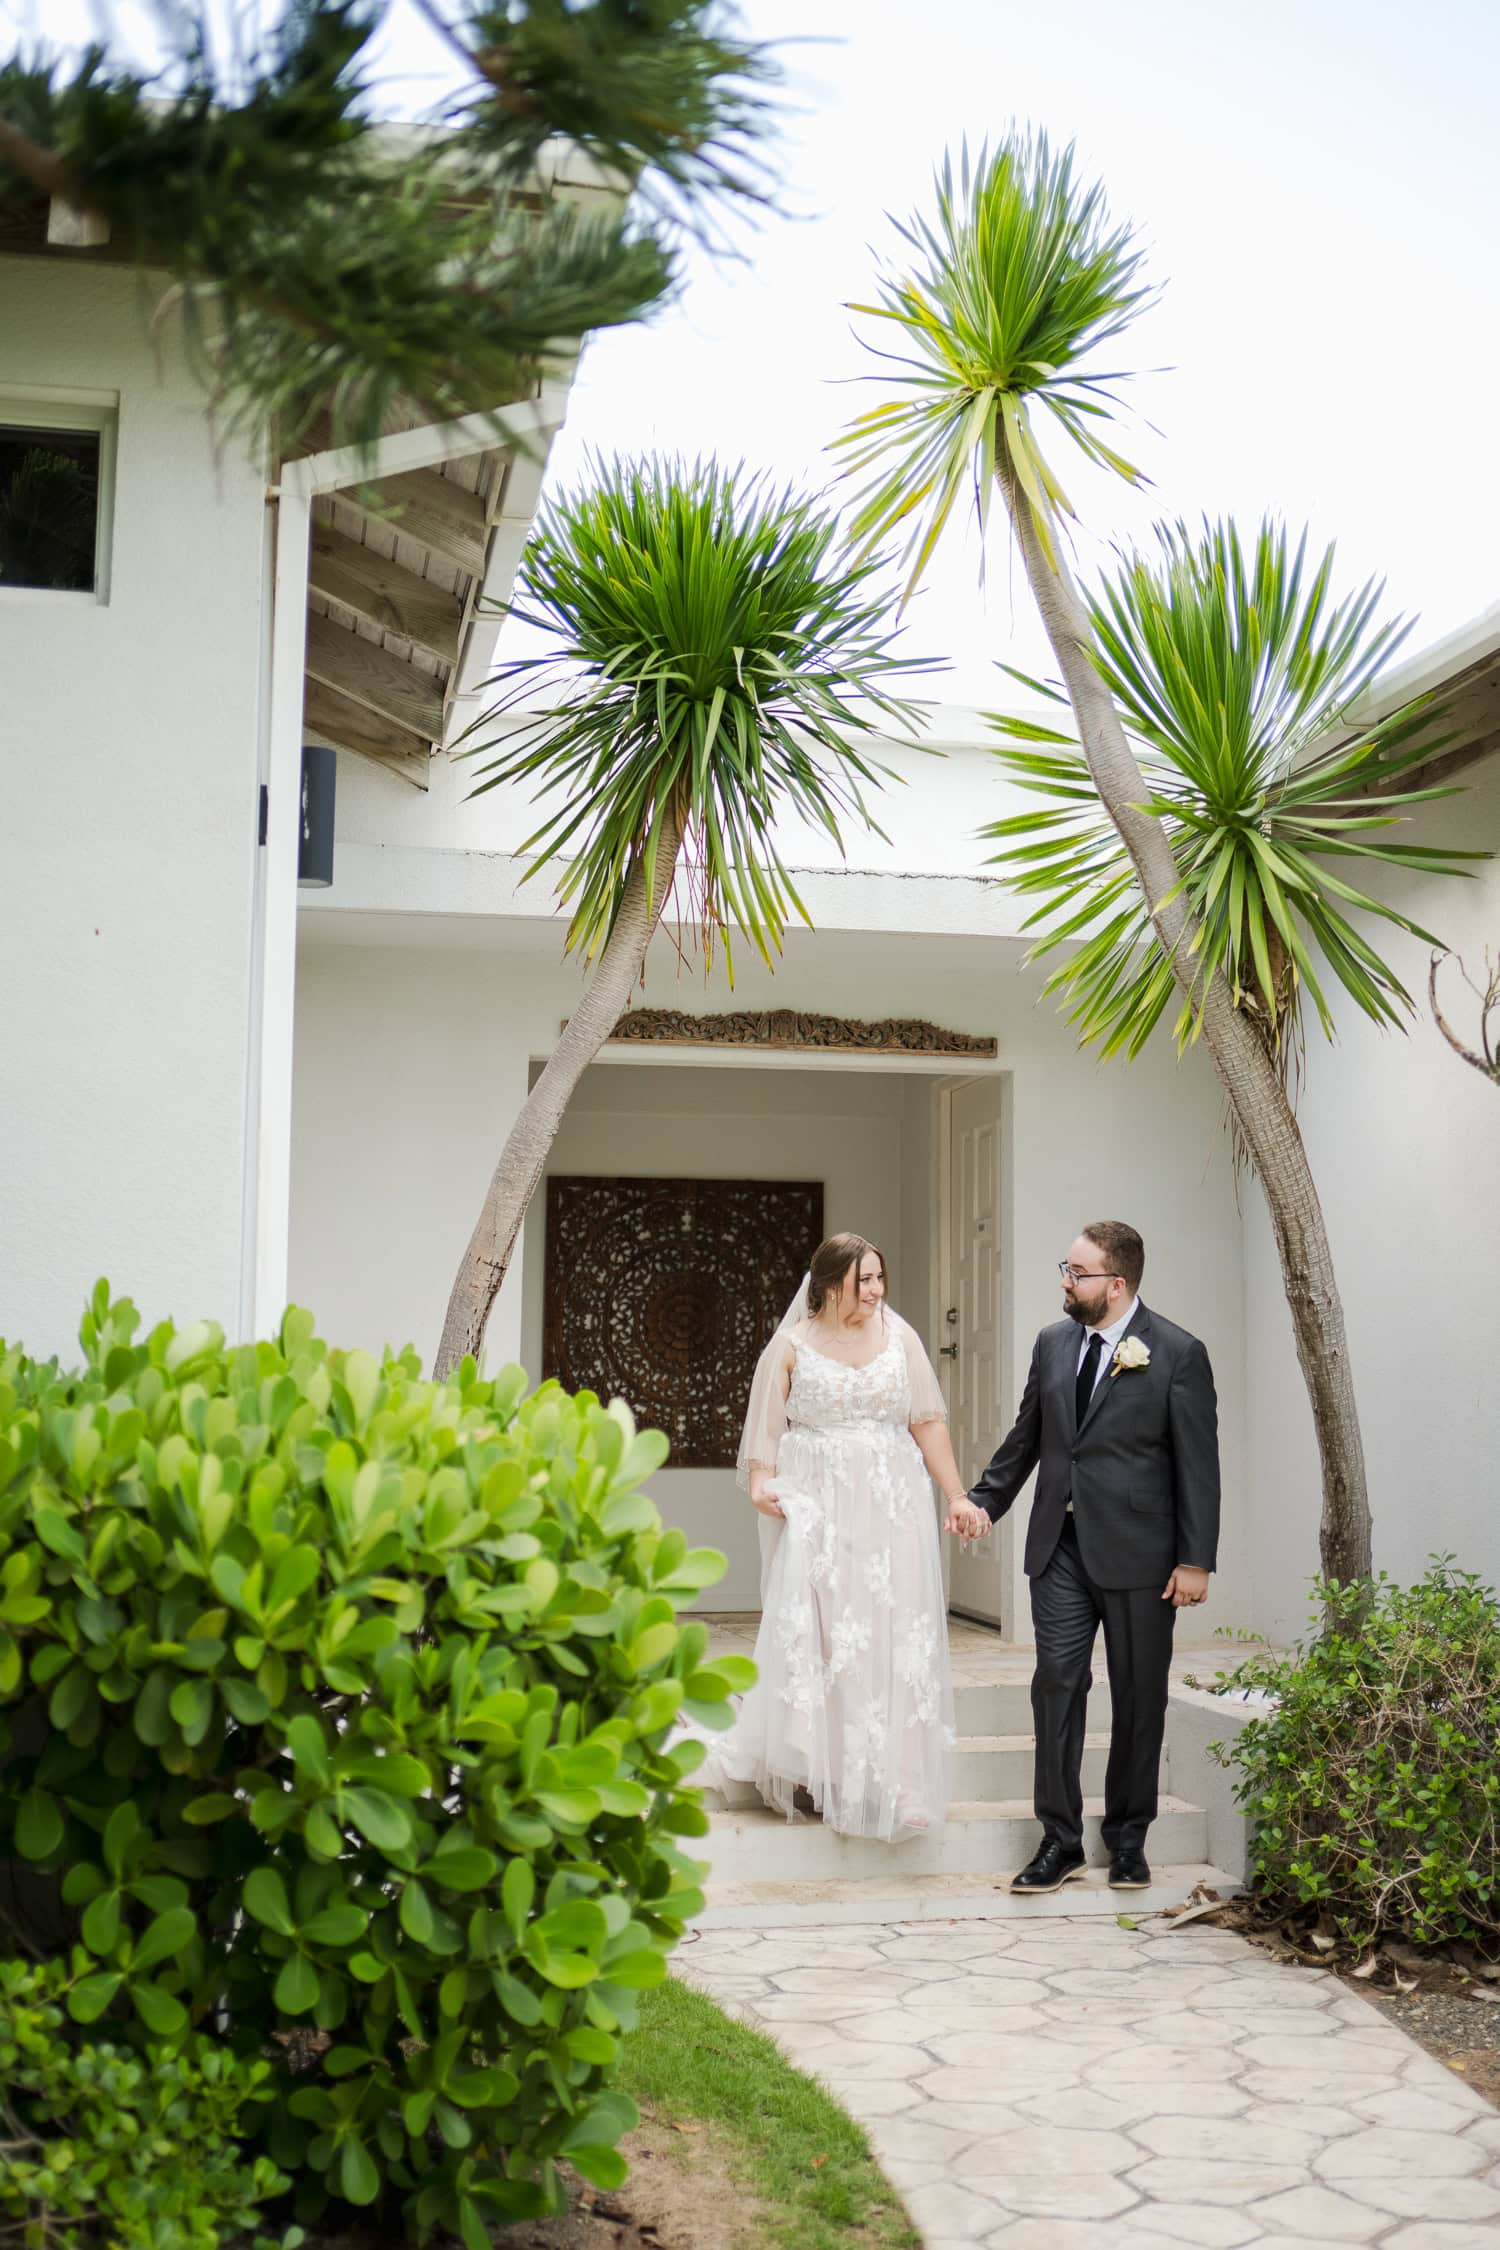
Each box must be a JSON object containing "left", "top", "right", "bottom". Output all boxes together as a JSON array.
[{"left": 700, "top": 1267, "right": 959, "bottom": 1840}]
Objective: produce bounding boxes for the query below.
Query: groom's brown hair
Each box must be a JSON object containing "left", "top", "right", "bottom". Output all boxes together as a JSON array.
[{"left": 1081, "top": 1220, "right": 1145, "bottom": 1295}]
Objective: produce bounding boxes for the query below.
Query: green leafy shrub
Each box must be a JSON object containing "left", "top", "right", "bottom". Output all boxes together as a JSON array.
[
  {"left": 1219, "top": 1560, "right": 1500, "bottom": 1948},
  {"left": 0, "top": 1285, "right": 747, "bottom": 2245},
  {"left": 0, "top": 1953, "right": 296, "bottom": 2250}
]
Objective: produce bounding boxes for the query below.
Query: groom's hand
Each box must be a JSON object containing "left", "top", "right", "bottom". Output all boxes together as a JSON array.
[
  {"left": 945, "top": 1497, "right": 990, "bottom": 1540},
  {"left": 1163, "top": 1565, "right": 1210, "bottom": 1608}
]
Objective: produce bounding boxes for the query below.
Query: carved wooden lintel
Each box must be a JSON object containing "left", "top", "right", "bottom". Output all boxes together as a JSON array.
[{"left": 570, "top": 1007, "right": 998, "bottom": 1060}]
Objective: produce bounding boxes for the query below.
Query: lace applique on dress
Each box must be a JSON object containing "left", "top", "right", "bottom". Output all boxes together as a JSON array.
[{"left": 695, "top": 1314, "right": 955, "bottom": 1840}]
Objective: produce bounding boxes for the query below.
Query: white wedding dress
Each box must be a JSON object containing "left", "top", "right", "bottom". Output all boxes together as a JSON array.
[{"left": 698, "top": 1308, "right": 955, "bottom": 1839}]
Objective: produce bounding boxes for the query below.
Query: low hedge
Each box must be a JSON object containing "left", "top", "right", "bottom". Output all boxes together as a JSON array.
[
  {"left": 0, "top": 1954, "right": 296, "bottom": 2250},
  {"left": 0, "top": 1284, "right": 747, "bottom": 2245},
  {"left": 1220, "top": 1559, "right": 1500, "bottom": 1949}
]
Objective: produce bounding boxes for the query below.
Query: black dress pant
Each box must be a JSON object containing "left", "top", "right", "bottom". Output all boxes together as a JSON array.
[{"left": 1029, "top": 1515, "right": 1176, "bottom": 1855}]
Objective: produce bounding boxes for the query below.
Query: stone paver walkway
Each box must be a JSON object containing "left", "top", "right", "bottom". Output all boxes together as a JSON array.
[{"left": 676, "top": 1913, "right": 1500, "bottom": 2249}]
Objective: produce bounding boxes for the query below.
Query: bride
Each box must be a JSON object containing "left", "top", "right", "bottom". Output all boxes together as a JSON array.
[{"left": 699, "top": 1232, "right": 976, "bottom": 1839}]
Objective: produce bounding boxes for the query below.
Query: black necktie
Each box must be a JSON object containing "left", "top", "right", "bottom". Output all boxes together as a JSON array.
[{"left": 1075, "top": 1332, "right": 1103, "bottom": 1426}]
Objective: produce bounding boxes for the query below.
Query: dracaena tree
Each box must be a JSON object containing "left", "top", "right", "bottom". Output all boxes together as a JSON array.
[
  {"left": 0, "top": 0, "right": 777, "bottom": 450},
  {"left": 986, "top": 520, "right": 1479, "bottom": 1079},
  {"left": 833, "top": 133, "right": 1476, "bottom": 1586},
  {"left": 434, "top": 455, "right": 934, "bottom": 1377}
]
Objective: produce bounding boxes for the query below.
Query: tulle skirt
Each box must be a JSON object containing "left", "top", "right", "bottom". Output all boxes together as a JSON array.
[{"left": 698, "top": 1418, "right": 954, "bottom": 1839}]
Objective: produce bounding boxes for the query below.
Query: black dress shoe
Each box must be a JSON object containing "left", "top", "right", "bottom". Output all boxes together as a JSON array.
[
  {"left": 1011, "top": 1840, "right": 1088, "bottom": 1894},
  {"left": 1108, "top": 1847, "right": 1151, "bottom": 1889}
]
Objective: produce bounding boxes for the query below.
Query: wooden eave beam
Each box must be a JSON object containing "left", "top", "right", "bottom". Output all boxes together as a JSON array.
[
  {"left": 341, "top": 466, "right": 488, "bottom": 577},
  {"left": 304, "top": 612, "right": 444, "bottom": 742},
  {"left": 308, "top": 524, "right": 463, "bottom": 664},
  {"left": 303, "top": 679, "right": 430, "bottom": 787}
]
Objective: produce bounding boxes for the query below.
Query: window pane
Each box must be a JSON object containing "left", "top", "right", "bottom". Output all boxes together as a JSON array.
[{"left": 0, "top": 425, "right": 101, "bottom": 592}]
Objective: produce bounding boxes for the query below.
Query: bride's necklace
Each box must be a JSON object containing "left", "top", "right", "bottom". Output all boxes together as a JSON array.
[{"left": 807, "top": 1308, "right": 888, "bottom": 1369}]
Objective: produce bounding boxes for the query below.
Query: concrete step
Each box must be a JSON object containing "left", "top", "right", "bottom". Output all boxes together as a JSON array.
[
  {"left": 953, "top": 1730, "right": 1119, "bottom": 1796},
  {"left": 954, "top": 1679, "right": 1116, "bottom": 1732},
  {"left": 694, "top": 1860, "right": 1240, "bottom": 1928},
  {"left": 702, "top": 1793, "right": 1207, "bottom": 1884}
]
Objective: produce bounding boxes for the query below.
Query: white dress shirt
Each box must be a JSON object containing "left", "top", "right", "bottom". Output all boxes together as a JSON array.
[
  {"left": 1075, "top": 1296, "right": 1140, "bottom": 1402},
  {"left": 1065, "top": 1300, "right": 1140, "bottom": 1513}
]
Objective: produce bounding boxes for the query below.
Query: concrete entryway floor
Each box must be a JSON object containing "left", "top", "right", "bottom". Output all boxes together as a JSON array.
[{"left": 675, "top": 1913, "right": 1500, "bottom": 2249}]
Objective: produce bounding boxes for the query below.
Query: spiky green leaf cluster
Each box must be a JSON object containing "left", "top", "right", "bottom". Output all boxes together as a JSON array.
[
  {"left": 833, "top": 130, "right": 1154, "bottom": 598},
  {"left": 983, "top": 518, "right": 1485, "bottom": 1059},
  {"left": 461, "top": 455, "right": 938, "bottom": 970},
  {"left": 0, "top": 1, "right": 776, "bottom": 451}
]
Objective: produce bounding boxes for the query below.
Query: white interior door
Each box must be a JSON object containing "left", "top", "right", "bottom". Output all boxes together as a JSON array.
[{"left": 943, "top": 1077, "right": 1006, "bottom": 1627}]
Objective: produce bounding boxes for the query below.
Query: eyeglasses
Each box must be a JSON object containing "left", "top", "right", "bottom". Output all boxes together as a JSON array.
[{"left": 1058, "top": 1262, "right": 1119, "bottom": 1283}]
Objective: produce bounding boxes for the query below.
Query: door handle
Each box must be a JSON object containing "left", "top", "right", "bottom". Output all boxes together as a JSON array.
[{"left": 939, "top": 1343, "right": 959, "bottom": 1359}]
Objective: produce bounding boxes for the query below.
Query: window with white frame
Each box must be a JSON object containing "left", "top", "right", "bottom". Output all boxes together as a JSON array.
[{"left": 0, "top": 397, "right": 116, "bottom": 599}]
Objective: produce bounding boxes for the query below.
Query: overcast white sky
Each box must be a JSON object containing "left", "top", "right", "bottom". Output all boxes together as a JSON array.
[{"left": 18, "top": 0, "right": 1500, "bottom": 702}]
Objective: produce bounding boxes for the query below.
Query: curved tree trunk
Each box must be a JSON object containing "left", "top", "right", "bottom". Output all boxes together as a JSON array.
[
  {"left": 997, "top": 455, "right": 1372, "bottom": 1585},
  {"left": 433, "top": 805, "right": 683, "bottom": 1379}
]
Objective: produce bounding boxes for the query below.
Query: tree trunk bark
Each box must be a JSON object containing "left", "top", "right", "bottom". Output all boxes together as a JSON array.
[
  {"left": 432, "top": 805, "right": 683, "bottom": 1380},
  {"left": 997, "top": 454, "right": 1373, "bottom": 1585}
]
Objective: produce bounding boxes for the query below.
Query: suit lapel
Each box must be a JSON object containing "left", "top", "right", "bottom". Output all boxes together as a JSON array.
[
  {"left": 1077, "top": 1302, "right": 1152, "bottom": 1437},
  {"left": 1056, "top": 1324, "right": 1084, "bottom": 1439}
]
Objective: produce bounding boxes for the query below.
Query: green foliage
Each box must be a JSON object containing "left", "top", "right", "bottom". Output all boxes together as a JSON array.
[
  {"left": 0, "top": 1282, "right": 747, "bottom": 2242},
  {"left": 834, "top": 129, "right": 1154, "bottom": 595},
  {"left": 983, "top": 519, "right": 1485, "bottom": 1062},
  {"left": 0, "top": 1, "right": 777, "bottom": 450},
  {"left": 461, "top": 454, "right": 938, "bottom": 969},
  {"left": 0, "top": 1954, "right": 296, "bottom": 2250},
  {"left": 1218, "top": 1561, "right": 1500, "bottom": 1949}
]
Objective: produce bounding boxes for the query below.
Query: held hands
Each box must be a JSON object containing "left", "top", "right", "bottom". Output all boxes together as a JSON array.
[
  {"left": 944, "top": 1496, "right": 991, "bottom": 1542},
  {"left": 1163, "top": 1565, "right": 1210, "bottom": 1608}
]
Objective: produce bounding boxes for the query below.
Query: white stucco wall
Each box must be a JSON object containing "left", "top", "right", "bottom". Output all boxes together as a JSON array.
[
  {"left": 0, "top": 262, "right": 268, "bottom": 1362},
  {"left": 290, "top": 918, "right": 1248, "bottom": 1642},
  {"left": 1243, "top": 756, "right": 1500, "bottom": 1642}
]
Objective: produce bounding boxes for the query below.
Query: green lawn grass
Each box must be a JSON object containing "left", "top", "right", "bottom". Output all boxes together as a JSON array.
[{"left": 618, "top": 1974, "right": 921, "bottom": 2250}]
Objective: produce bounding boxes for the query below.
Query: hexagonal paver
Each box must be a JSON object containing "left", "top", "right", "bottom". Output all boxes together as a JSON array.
[
  {"left": 917, "top": 2061, "right": 1078, "bottom": 2104},
  {"left": 954, "top": 2122, "right": 1141, "bottom": 2177},
  {"left": 1382, "top": 2228, "right": 1500, "bottom": 2250},
  {"left": 1125, "top": 2156, "right": 1313, "bottom": 2206},
  {"left": 1241, "top": 2100, "right": 1364, "bottom": 2138},
  {"left": 1316, "top": 2125, "right": 1488, "bottom": 2182},
  {"left": 1336, "top": 2177, "right": 1500, "bottom": 2223},
  {"left": 1132, "top": 2114, "right": 1324, "bottom": 2168},
  {"left": 748, "top": 1989, "right": 903, "bottom": 2023},
  {"left": 764, "top": 1966, "right": 920, "bottom": 1995},
  {"left": 1239, "top": 2065, "right": 1403, "bottom": 2106},
  {"left": 901, "top": 2177, "right": 1007, "bottom": 2239},
  {"left": 1350, "top": 2084, "right": 1499, "bottom": 2131},
  {"left": 962, "top": 2171, "right": 1140, "bottom": 2221},
  {"left": 1082, "top": 2039, "right": 1246, "bottom": 2082},
  {"left": 1244, "top": 2181, "right": 1388, "bottom": 2240},
  {"left": 1138, "top": 2208, "right": 1263, "bottom": 2248}
]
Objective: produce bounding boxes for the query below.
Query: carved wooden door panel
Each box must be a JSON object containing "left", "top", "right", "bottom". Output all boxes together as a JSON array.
[{"left": 542, "top": 1176, "right": 824, "bottom": 1468}]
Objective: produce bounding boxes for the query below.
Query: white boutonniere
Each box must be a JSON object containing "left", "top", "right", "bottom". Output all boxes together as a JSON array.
[{"left": 1111, "top": 1336, "right": 1151, "bottom": 1377}]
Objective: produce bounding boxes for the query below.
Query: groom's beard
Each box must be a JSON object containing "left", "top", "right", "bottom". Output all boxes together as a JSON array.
[{"left": 1063, "top": 1296, "right": 1108, "bottom": 1328}]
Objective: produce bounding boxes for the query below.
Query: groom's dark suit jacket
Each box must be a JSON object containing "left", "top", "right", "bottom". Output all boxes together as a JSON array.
[{"left": 969, "top": 1302, "right": 1220, "bottom": 1591}]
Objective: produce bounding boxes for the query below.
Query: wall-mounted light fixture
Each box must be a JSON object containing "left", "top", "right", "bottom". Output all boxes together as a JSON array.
[{"left": 298, "top": 742, "right": 336, "bottom": 888}]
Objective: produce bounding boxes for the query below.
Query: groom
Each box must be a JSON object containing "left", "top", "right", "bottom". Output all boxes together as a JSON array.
[{"left": 950, "top": 1221, "right": 1219, "bottom": 1893}]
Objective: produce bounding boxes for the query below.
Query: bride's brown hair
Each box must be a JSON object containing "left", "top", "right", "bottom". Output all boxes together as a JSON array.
[{"left": 806, "top": 1233, "right": 889, "bottom": 1318}]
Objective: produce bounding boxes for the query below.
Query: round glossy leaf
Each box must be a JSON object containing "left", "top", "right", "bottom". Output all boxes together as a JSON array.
[{"left": 15, "top": 1787, "right": 63, "bottom": 1861}]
